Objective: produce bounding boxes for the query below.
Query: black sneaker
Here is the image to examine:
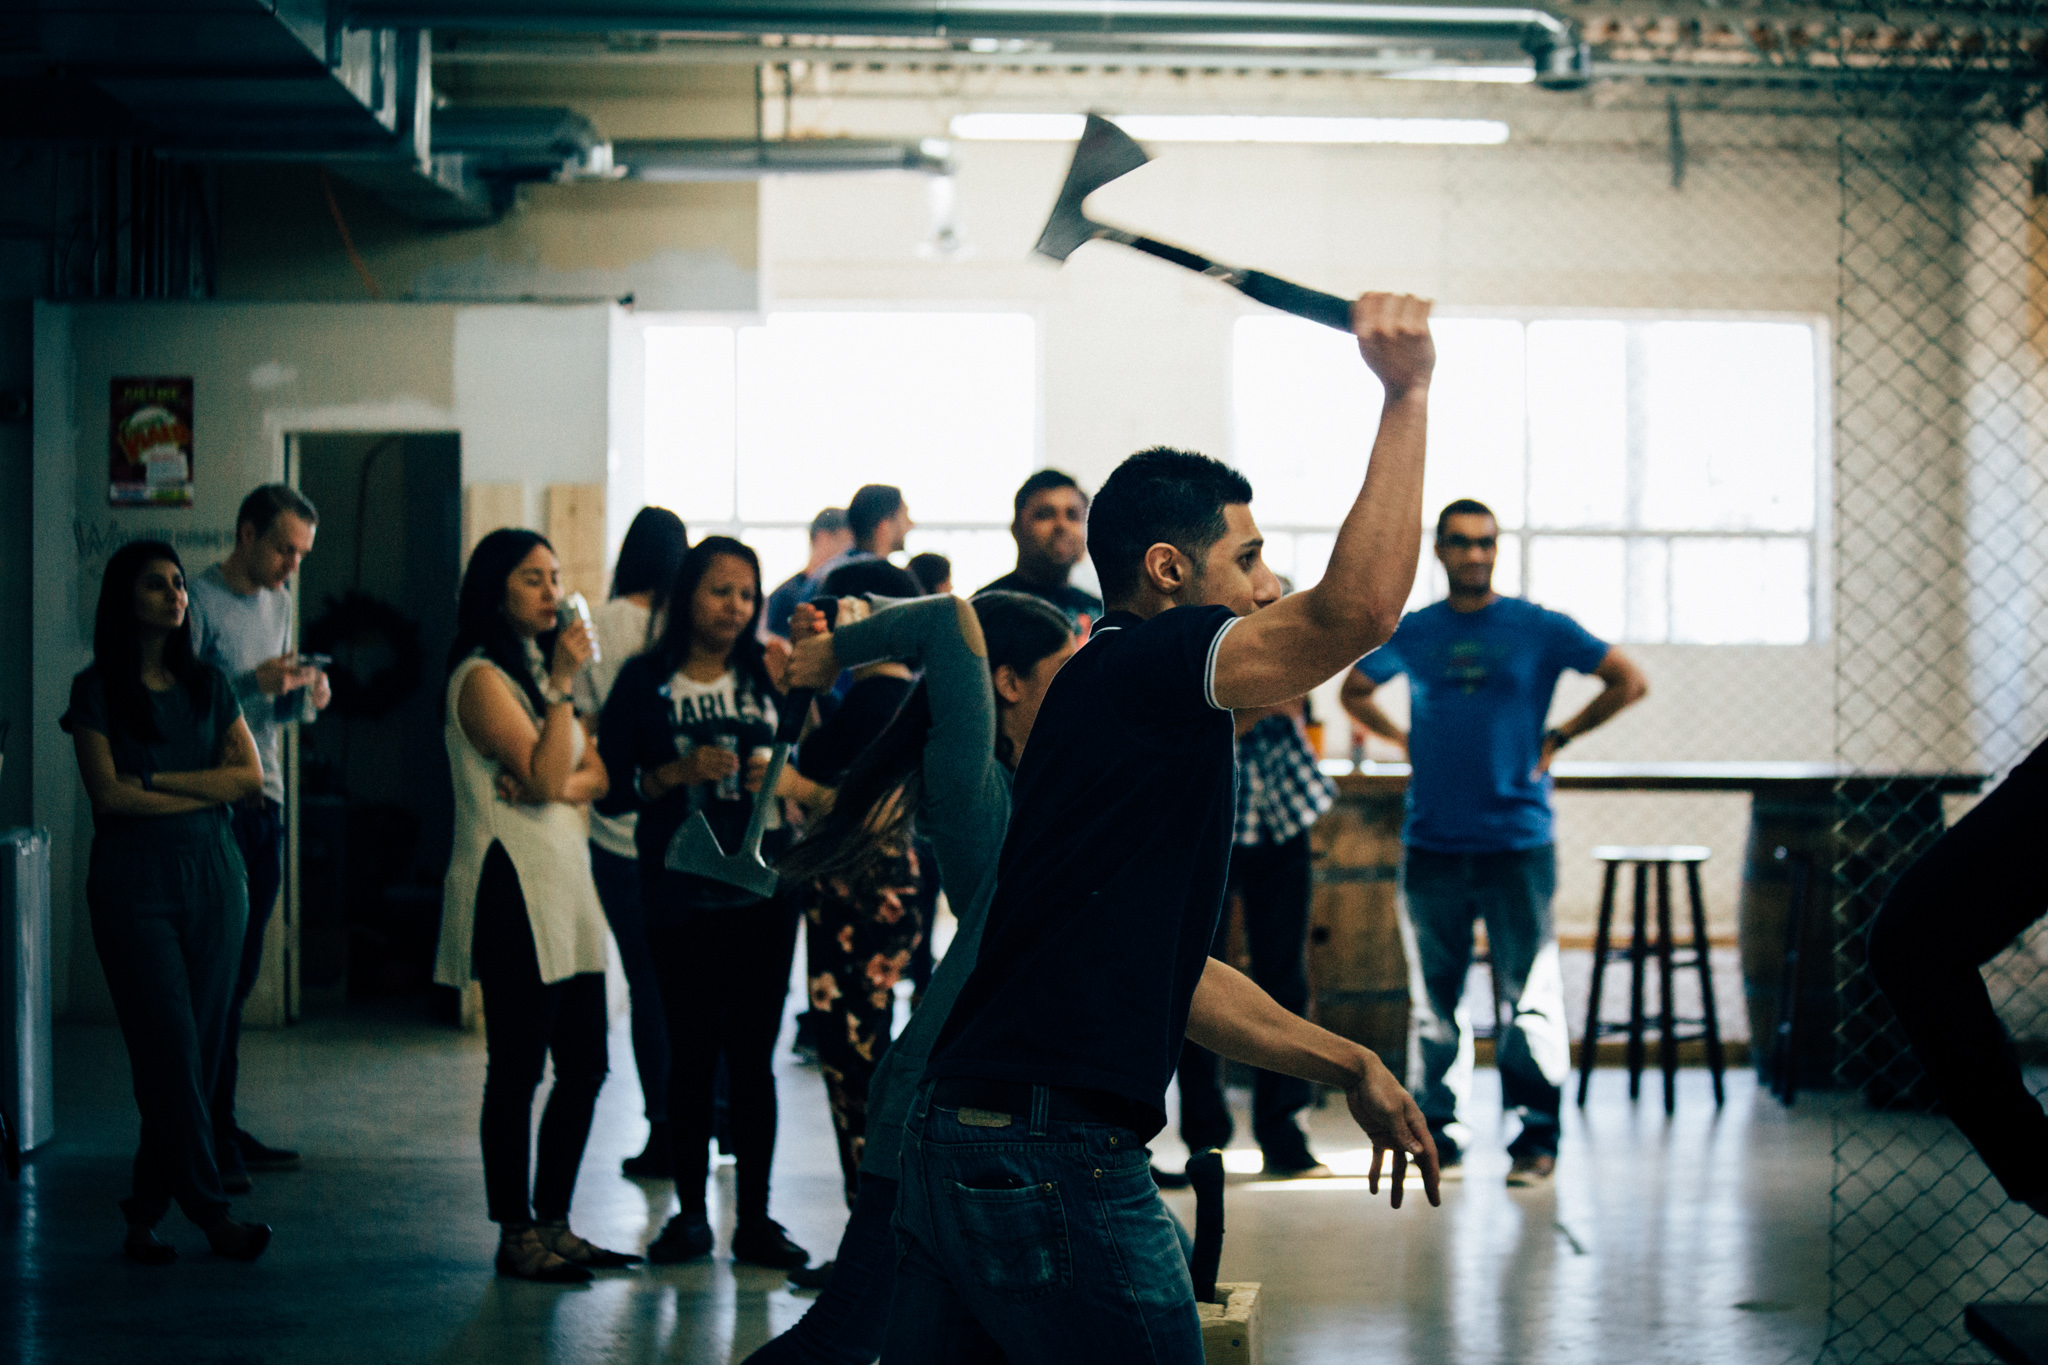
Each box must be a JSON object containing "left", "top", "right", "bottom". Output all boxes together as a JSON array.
[
  {"left": 788, "top": 1260, "right": 835, "bottom": 1290},
  {"left": 216, "top": 1139, "right": 253, "bottom": 1195},
  {"left": 621, "top": 1123, "right": 672, "bottom": 1179},
  {"left": 645, "top": 1216, "right": 714, "bottom": 1265},
  {"left": 232, "top": 1129, "right": 302, "bottom": 1173},
  {"left": 1257, "top": 1125, "right": 1323, "bottom": 1178},
  {"left": 732, "top": 1218, "right": 810, "bottom": 1270}
]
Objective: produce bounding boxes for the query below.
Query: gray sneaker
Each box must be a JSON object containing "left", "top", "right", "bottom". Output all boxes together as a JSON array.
[{"left": 1506, "top": 1153, "right": 1557, "bottom": 1187}]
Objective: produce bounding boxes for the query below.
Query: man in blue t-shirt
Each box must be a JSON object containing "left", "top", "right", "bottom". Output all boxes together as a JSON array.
[{"left": 1341, "top": 498, "right": 1647, "bottom": 1187}]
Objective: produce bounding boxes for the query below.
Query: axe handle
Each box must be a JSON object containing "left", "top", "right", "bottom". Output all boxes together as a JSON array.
[{"left": 1107, "top": 229, "right": 1356, "bottom": 334}]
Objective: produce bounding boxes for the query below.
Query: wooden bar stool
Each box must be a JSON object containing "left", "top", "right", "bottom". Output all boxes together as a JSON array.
[{"left": 1576, "top": 846, "right": 1728, "bottom": 1115}]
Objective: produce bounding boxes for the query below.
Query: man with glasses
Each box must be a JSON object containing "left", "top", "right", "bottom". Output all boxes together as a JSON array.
[{"left": 1340, "top": 498, "right": 1647, "bottom": 1185}]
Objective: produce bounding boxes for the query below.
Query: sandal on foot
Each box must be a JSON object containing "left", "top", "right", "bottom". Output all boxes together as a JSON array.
[
  {"left": 496, "top": 1226, "right": 592, "bottom": 1284},
  {"left": 536, "top": 1220, "right": 642, "bottom": 1268}
]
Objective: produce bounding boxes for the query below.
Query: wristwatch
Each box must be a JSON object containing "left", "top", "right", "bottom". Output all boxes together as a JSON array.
[
  {"left": 1543, "top": 727, "right": 1573, "bottom": 751},
  {"left": 540, "top": 681, "right": 572, "bottom": 708}
]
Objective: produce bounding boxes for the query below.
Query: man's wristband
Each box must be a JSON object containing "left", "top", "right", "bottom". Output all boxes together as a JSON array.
[{"left": 1544, "top": 727, "right": 1573, "bottom": 750}]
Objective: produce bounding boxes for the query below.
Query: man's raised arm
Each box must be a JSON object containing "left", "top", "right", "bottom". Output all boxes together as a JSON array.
[{"left": 1212, "top": 292, "right": 1434, "bottom": 711}]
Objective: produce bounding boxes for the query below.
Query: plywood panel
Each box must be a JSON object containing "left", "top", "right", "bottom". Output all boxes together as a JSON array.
[
  {"left": 463, "top": 482, "right": 527, "bottom": 565},
  {"left": 546, "top": 483, "right": 608, "bottom": 605}
]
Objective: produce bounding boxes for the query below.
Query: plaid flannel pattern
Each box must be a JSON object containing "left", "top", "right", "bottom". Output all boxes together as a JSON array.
[{"left": 1233, "top": 714, "right": 1337, "bottom": 847}]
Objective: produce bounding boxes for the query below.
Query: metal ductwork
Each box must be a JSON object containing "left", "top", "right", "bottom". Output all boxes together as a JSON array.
[
  {"left": 612, "top": 136, "right": 953, "bottom": 179},
  {"left": 350, "top": 0, "right": 1582, "bottom": 81}
]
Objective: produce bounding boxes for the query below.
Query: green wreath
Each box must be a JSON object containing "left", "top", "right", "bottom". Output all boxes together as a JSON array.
[{"left": 303, "top": 591, "right": 425, "bottom": 721}]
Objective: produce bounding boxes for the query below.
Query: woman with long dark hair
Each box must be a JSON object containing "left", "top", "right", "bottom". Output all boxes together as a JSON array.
[
  {"left": 437, "top": 528, "right": 636, "bottom": 1283},
  {"left": 744, "top": 588, "right": 1076, "bottom": 1365},
  {"left": 61, "top": 540, "right": 272, "bottom": 1264},
  {"left": 572, "top": 505, "right": 688, "bottom": 1178},
  {"left": 597, "top": 535, "right": 809, "bottom": 1268}
]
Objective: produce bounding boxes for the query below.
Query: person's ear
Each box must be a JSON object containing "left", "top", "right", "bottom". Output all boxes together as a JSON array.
[
  {"left": 1141, "top": 543, "right": 1188, "bottom": 598},
  {"left": 992, "top": 663, "right": 1027, "bottom": 705},
  {"left": 236, "top": 522, "right": 257, "bottom": 552}
]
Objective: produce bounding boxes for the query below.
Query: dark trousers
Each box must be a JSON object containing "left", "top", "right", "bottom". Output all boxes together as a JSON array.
[
  {"left": 1869, "top": 737, "right": 2048, "bottom": 1204},
  {"left": 88, "top": 817, "right": 248, "bottom": 1227},
  {"left": 888, "top": 1085, "right": 1202, "bottom": 1365},
  {"left": 214, "top": 796, "right": 283, "bottom": 1151},
  {"left": 742, "top": 1173, "right": 901, "bottom": 1365},
  {"left": 473, "top": 843, "right": 610, "bottom": 1226},
  {"left": 1175, "top": 832, "right": 1314, "bottom": 1153},
  {"left": 590, "top": 843, "right": 669, "bottom": 1124},
  {"left": 647, "top": 887, "right": 801, "bottom": 1225}
]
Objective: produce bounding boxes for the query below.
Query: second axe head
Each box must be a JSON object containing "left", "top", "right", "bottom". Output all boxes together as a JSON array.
[{"left": 1034, "top": 113, "right": 1151, "bottom": 263}]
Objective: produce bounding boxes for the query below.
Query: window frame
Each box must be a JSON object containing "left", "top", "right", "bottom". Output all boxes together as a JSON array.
[{"left": 1229, "top": 304, "right": 1835, "bottom": 645}]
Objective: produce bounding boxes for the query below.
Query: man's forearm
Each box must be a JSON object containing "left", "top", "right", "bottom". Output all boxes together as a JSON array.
[
  {"left": 1558, "top": 680, "right": 1637, "bottom": 742},
  {"left": 1340, "top": 684, "right": 1407, "bottom": 745},
  {"left": 1187, "top": 957, "right": 1373, "bottom": 1091}
]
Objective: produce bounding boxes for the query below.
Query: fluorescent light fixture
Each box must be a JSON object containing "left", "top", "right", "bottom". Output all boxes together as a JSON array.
[
  {"left": 1388, "top": 63, "right": 1535, "bottom": 83},
  {"left": 949, "top": 112, "right": 1509, "bottom": 144}
]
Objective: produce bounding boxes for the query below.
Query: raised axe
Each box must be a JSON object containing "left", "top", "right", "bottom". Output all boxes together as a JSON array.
[
  {"left": 663, "top": 601, "right": 836, "bottom": 899},
  {"left": 1035, "top": 113, "right": 1357, "bottom": 334}
]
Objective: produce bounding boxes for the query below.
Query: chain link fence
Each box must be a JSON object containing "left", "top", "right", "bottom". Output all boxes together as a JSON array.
[{"left": 1827, "top": 68, "right": 2048, "bottom": 1362}]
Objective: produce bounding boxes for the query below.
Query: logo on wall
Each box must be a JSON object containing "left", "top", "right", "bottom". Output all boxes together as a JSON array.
[{"left": 109, "top": 376, "right": 194, "bottom": 507}]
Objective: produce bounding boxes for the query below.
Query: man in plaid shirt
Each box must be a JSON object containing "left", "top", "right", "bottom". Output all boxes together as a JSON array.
[{"left": 1162, "top": 697, "right": 1339, "bottom": 1181}]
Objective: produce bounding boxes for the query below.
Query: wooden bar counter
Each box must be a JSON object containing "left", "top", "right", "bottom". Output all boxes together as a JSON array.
[{"left": 1308, "top": 761, "right": 1984, "bottom": 1090}]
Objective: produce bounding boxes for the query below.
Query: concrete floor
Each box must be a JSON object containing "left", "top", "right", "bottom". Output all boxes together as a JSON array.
[{"left": 1, "top": 997, "right": 1832, "bottom": 1365}]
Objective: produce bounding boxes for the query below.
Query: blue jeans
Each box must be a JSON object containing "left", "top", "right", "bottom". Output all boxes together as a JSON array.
[
  {"left": 214, "top": 796, "right": 282, "bottom": 1161},
  {"left": 885, "top": 1084, "right": 1202, "bottom": 1365},
  {"left": 1399, "top": 844, "right": 1568, "bottom": 1160}
]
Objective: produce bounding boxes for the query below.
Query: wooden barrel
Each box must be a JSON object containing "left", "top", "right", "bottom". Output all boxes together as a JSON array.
[
  {"left": 1737, "top": 789, "right": 1838, "bottom": 1092},
  {"left": 1308, "top": 794, "right": 1410, "bottom": 1067}
]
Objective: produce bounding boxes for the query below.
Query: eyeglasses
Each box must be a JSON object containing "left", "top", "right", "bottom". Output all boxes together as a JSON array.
[{"left": 1440, "top": 535, "right": 1497, "bottom": 551}]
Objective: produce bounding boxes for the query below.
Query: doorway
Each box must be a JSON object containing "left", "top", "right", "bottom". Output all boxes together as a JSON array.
[{"left": 289, "top": 432, "right": 462, "bottom": 1006}]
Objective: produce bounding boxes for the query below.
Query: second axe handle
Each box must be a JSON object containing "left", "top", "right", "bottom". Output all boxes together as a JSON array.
[{"left": 1115, "top": 231, "right": 1356, "bottom": 334}]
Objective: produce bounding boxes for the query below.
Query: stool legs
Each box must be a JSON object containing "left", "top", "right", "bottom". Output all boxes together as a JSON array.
[
  {"left": 1578, "top": 860, "right": 1620, "bottom": 1107},
  {"left": 1656, "top": 861, "right": 1679, "bottom": 1116},
  {"left": 1628, "top": 862, "right": 1650, "bottom": 1100},
  {"left": 1688, "top": 862, "right": 1727, "bottom": 1106}
]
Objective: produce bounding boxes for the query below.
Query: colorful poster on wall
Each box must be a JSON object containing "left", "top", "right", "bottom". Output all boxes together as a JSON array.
[{"left": 109, "top": 376, "right": 195, "bottom": 507}]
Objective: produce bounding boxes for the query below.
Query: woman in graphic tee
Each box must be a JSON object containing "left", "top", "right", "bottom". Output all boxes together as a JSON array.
[
  {"left": 597, "top": 535, "right": 810, "bottom": 1270},
  {"left": 61, "top": 540, "right": 272, "bottom": 1264}
]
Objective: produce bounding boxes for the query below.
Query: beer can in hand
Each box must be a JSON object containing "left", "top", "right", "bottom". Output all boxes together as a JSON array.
[{"left": 713, "top": 733, "right": 741, "bottom": 801}]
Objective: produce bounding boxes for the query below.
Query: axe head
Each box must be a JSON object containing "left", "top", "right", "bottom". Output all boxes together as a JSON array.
[
  {"left": 664, "top": 810, "right": 779, "bottom": 901},
  {"left": 1033, "top": 113, "right": 1150, "bottom": 263}
]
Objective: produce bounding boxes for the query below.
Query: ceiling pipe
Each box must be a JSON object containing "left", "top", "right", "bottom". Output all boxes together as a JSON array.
[
  {"left": 346, "top": 0, "right": 1572, "bottom": 45},
  {"left": 609, "top": 136, "right": 954, "bottom": 178}
]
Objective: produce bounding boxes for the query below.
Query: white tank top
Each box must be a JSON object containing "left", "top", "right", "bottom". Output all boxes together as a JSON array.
[{"left": 435, "top": 652, "right": 609, "bottom": 988}]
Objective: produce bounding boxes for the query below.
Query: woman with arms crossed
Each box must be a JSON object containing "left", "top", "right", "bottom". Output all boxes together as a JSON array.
[
  {"left": 63, "top": 540, "right": 271, "bottom": 1264},
  {"left": 438, "top": 528, "right": 637, "bottom": 1283}
]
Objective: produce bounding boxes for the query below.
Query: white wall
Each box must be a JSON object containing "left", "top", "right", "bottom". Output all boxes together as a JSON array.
[{"left": 32, "top": 300, "right": 618, "bottom": 1018}]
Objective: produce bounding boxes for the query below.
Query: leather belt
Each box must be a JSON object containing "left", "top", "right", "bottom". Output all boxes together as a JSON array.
[{"left": 930, "top": 1077, "right": 1155, "bottom": 1135}]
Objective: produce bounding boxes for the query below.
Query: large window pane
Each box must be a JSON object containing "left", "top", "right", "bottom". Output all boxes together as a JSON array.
[
  {"left": 1527, "top": 321, "right": 1627, "bottom": 529},
  {"left": 1231, "top": 316, "right": 1386, "bottom": 527},
  {"left": 904, "top": 527, "right": 1017, "bottom": 598},
  {"left": 734, "top": 313, "right": 1037, "bottom": 523},
  {"left": 1527, "top": 536, "right": 1626, "bottom": 641},
  {"left": 1642, "top": 322, "right": 1818, "bottom": 532},
  {"left": 644, "top": 325, "right": 738, "bottom": 524},
  {"left": 1426, "top": 319, "right": 1526, "bottom": 529},
  {"left": 1669, "top": 537, "right": 1811, "bottom": 644}
]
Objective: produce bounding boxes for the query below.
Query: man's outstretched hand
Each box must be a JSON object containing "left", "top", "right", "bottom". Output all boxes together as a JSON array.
[
  {"left": 1345, "top": 1050, "right": 1442, "bottom": 1208},
  {"left": 1351, "top": 291, "right": 1436, "bottom": 401}
]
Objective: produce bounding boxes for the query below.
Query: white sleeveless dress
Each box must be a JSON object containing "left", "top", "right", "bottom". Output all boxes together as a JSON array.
[{"left": 435, "top": 652, "right": 610, "bottom": 988}]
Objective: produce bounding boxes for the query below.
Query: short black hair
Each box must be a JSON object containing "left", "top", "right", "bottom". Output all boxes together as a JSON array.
[
  {"left": 809, "top": 506, "right": 849, "bottom": 538},
  {"left": 847, "top": 485, "right": 905, "bottom": 546},
  {"left": 1435, "top": 498, "right": 1497, "bottom": 540},
  {"left": 821, "top": 558, "right": 923, "bottom": 601},
  {"left": 1012, "top": 469, "right": 1087, "bottom": 521},
  {"left": 237, "top": 484, "right": 319, "bottom": 539},
  {"left": 907, "top": 552, "right": 952, "bottom": 593},
  {"left": 1087, "top": 446, "right": 1253, "bottom": 606}
]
